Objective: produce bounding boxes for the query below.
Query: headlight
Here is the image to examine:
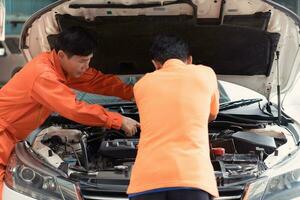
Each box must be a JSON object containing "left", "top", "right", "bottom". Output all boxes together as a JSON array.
[
  {"left": 242, "top": 177, "right": 269, "bottom": 200},
  {"left": 5, "top": 152, "right": 82, "bottom": 200},
  {"left": 263, "top": 168, "right": 300, "bottom": 200},
  {"left": 243, "top": 169, "right": 300, "bottom": 200}
]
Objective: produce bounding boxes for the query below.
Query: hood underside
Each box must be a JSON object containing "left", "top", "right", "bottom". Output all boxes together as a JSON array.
[{"left": 20, "top": 0, "right": 300, "bottom": 99}]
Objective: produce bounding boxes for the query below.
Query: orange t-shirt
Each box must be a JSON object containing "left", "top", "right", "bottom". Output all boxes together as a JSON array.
[{"left": 127, "top": 59, "right": 219, "bottom": 197}]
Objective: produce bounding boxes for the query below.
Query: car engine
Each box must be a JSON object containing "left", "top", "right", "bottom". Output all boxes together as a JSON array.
[{"left": 31, "top": 104, "right": 287, "bottom": 188}]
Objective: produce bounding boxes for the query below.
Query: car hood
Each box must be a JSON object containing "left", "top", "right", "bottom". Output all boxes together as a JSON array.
[{"left": 20, "top": 0, "right": 300, "bottom": 101}]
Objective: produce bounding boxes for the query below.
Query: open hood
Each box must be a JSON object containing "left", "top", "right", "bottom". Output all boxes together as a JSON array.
[
  {"left": 20, "top": 0, "right": 300, "bottom": 100},
  {"left": 0, "top": 1, "right": 5, "bottom": 41}
]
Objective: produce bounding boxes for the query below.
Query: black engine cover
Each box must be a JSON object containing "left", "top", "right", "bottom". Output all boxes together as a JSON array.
[{"left": 99, "top": 139, "right": 138, "bottom": 158}]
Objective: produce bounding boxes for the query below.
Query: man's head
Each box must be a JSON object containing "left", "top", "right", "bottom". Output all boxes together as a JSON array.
[
  {"left": 55, "top": 26, "right": 97, "bottom": 78},
  {"left": 149, "top": 34, "right": 192, "bottom": 70}
]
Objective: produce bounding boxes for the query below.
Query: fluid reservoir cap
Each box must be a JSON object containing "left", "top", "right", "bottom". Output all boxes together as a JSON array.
[{"left": 212, "top": 148, "right": 225, "bottom": 156}]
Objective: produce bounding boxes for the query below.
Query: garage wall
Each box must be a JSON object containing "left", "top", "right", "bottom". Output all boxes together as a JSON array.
[
  {"left": 5, "top": 0, "right": 56, "bottom": 35},
  {"left": 273, "top": 0, "right": 300, "bottom": 15},
  {"left": 0, "top": 0, "right": 56, "bottom": 85}
]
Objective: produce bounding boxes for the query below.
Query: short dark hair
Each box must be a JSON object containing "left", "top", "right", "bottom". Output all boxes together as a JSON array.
[
  {"left": 149, "top": 34, "right": 189, "bottom": 64},
  {"left": 55, "top": 26, "right": 97, "bottom": 57}
]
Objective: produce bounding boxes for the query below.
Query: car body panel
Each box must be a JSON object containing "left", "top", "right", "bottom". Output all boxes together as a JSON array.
[{"left": 2, "top": 184, "right": 36, "bottom": 200}]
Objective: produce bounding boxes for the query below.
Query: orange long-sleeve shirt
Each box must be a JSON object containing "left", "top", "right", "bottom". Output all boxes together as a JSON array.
[
  {"left": 0, "top": 50, "right": 133, "bottom": 141},
  {"left": 127, "top": 59, "right": 219, "bottom": 197}
]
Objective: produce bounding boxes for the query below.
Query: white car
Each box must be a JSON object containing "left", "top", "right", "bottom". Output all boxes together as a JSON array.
[{"left": 3, "top": 0, "right": 300, "bottom": 200}]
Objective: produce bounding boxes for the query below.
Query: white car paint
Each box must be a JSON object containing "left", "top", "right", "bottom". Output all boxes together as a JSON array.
[{"left": 2, "top": 184, "right": 36, "bottom": 200}]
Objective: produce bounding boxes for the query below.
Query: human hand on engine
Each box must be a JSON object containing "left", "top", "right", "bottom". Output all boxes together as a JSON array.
[{"left": 121, "top": 116, "right": 140, "bottom": 137}]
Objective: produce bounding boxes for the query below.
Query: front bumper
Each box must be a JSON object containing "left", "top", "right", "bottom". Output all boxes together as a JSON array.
[{"left": 2, "top": 183, "right": 36, "bottom": 200}]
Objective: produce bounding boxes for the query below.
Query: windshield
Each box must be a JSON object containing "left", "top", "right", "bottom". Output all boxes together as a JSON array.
[
  {"left": 219, "top": 81, "right": 265, "bottom": 102},
  {"left": 77, "top": 77, "right": 264, "bottom": 106}
]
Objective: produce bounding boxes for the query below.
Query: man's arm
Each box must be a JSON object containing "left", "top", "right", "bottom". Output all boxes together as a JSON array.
[
  {"left": 209, "top": 88, "right": 220, "bottom": 122},
  {"left": 31, "top": 71, "right": 123, "bottom": 129},
  {"left": 67, "top": 68, "right": 133, "bottom": 100},
  {"left": 208, "top": 68, "right": 220, "bottom": 122}
]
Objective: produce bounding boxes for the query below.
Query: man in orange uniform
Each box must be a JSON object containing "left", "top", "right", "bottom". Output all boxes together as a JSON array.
[
  {"left": 0, "top": 26, "right": 139, "bottom": 198},
  {"left": 127, "top": 35, "right": 219, "bottom": 200}
]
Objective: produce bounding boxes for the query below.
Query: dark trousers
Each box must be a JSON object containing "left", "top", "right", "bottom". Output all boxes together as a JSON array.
[{"left": 129, "top": 189, "right": 212, "bottom": 200}]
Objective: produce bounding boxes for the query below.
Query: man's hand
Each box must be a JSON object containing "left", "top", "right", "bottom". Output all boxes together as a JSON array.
[{"left": 121, "top": 116, "right": 140, "bottom": 137}]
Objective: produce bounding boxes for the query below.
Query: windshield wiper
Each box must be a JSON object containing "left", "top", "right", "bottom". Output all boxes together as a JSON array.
[{"left": 220, "top": 98, "right": 263, "bottom": 111}]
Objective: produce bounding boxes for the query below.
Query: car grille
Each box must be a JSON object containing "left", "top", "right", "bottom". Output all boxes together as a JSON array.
[
  {"left": 216, "top": 195, "right": 242, "bottom": 200},
  {"left": 216, "top": 187, "right": 244, "bottom": 200},
  {"left": 83, "top": 197, "right": 127, "bottom": 200},
  {"left": 81, "top": 189, "right": 243, "bottom": 200},
  {"left": 82, "top": 194, "right": 242, "bottom": 200},
  {"left": 81, "top": 189, "right": 128, "bottom": 200}
]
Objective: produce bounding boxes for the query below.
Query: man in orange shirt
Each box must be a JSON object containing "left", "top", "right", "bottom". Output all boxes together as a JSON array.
[
  {"left": 0, "top": 26, "right": 139, "bottom": 198},
  {"left": 127, "top": 35, "right": 219, "bottom": 200}
]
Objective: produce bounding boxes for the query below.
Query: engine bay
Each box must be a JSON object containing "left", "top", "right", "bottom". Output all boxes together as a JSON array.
[{"left": 31, "top": 104, "right": 287, "bottom": 188}]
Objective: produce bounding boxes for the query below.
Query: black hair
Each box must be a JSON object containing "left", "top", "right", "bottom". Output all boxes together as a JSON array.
[
  {"left": 149, "top": 34, "right": 190, "bottom": 64},
  {"left": 54, "top": 26, "right": 97, "bottom": 57}
]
